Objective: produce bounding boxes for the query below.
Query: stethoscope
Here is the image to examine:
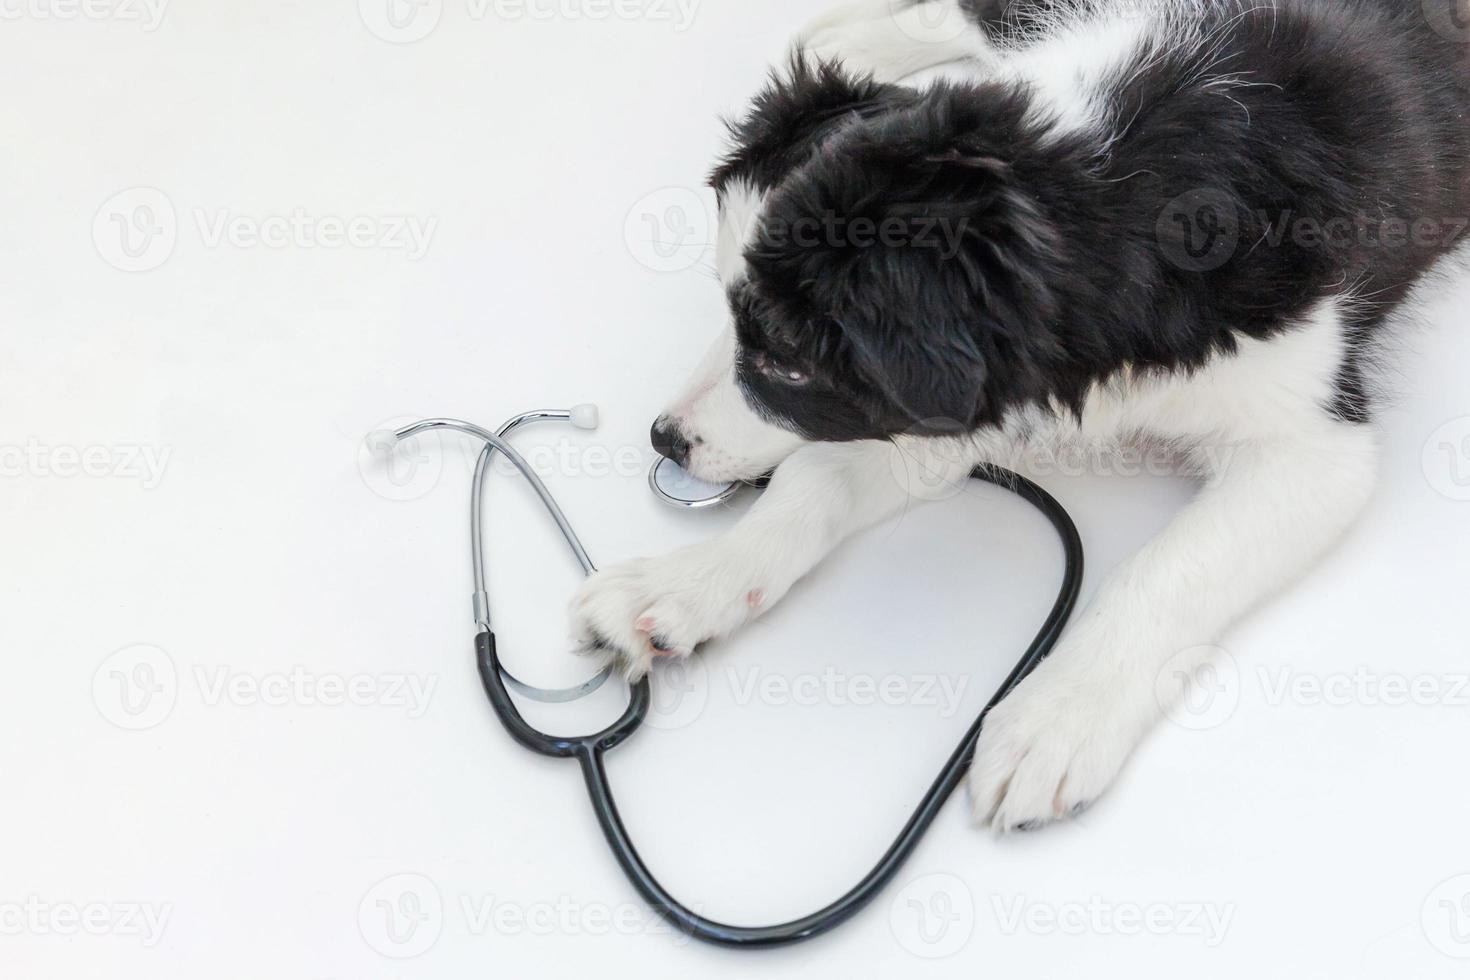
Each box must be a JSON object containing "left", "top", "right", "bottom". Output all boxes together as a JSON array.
[{"left": 367, "top": 406, "right": 1084, "bottom": 949}]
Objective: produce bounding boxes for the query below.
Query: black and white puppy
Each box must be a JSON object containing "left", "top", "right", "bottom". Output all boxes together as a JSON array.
[{"left": 573, "top": 0, "right": 1470, "bottom": 832}]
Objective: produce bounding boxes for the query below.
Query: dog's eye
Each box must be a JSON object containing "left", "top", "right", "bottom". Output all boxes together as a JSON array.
[
  {"left": 753, "top": 352, "right": 810, "bottom": 386},
  {"left": 774, "top": 364, "right": 809, "bottom": 385}
]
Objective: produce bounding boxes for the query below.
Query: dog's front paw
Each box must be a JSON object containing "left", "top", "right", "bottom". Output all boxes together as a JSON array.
[
  {"left": 569, "top": 544, "right": 769, "bottom": 679},
  {"left": 968, "top": 654, "right": 1155, "bottom": 834}
]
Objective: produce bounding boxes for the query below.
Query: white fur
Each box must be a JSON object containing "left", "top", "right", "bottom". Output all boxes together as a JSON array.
[
  {"left": 573, "top": 292, "right": 1378, "bottom": 828},
  {"left": 715, "top": 177, "right": 765, "bottom": 288},
  {"left": 790, "top": 0, "right": 1220, "bottom": 149},
  {"left": 569, "top": 4, "right": 1384, "bottom": 832},
  {"left": 572, "top": 437, "right": 950, "bottom": 678},
  {"left": 1000, "top": 12, "right": 1160, "bottom": 140},
  {"left": 666, "top": 0, "right": 1282, "bottom": 480},
  {"left": 660, "top": 177, "right": 807, "bottom": 482},
  {"left": 795, "top": 0, "right": 998, "bottom": 84},
  {"left": 656, "top": 97, "right": 780, "bottom": 470},
  {"left": 659, "top": 326, "right": 805, "bottom": 483},
  {"left": 968, "top": 299, "right": 1379, "bottom": 830}
]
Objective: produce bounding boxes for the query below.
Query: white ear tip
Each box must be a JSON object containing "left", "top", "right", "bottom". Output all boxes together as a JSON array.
[
  {"left": 570, "top": 403, "right": 599, "bottom": 430},
  {"left": 365, "top": 430, "right": 400, "bottom": 455}
]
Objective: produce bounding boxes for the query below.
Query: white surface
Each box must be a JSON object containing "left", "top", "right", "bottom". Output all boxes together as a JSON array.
[{"left": 2, "top": 3, "right": 1470, "bottom": 977}]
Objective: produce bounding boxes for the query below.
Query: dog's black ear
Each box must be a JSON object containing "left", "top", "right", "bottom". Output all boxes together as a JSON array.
[
  {"left": 710, "top": 55, "right": 914, "bottom": 194},
  {"left": 746, "top": 82, "right": 1065, "bottom": 430}
]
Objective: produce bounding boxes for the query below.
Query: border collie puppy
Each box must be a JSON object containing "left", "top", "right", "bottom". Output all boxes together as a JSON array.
[{"left": 572, "top": 0, "right": 1470, "bottom": 831}]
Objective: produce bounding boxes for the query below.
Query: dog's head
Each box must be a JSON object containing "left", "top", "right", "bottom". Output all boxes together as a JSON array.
[{"left": 651, "top": 61, "right": 1068, "bottom": 482}]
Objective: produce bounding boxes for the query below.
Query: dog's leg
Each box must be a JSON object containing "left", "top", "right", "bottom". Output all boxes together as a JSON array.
[
  {"left": 571, "top": 437, "right": 978, "bottom": 677},
  {"left": 970, "top": 420, "right": 1379, "bottom": 832},
  {"left": 796, "top": 0, "right": 997, "bottom": 83}
]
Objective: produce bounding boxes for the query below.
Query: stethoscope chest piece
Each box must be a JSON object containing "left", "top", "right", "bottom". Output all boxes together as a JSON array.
[{"left": 648, "top": 456, "right": 740, "bottom": 508}]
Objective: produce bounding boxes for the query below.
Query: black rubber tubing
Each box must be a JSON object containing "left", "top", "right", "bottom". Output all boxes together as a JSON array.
[{"left": 476, "top": 463, "right": 1084, "bottom": 948}]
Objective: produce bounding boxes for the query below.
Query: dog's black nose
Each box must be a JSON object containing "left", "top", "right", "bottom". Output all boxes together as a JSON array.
[{"left": 650, "top": 418, "right": 691, "bottom": 467}]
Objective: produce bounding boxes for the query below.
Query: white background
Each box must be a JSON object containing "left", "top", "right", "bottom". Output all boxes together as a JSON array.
[{"left": 3, "top": 1, "right": 1470, "bottom": 976}]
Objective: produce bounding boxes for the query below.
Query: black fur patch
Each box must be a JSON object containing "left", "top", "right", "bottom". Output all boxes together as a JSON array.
[
  {"left": 710, "top": 57, "right": 915, "bottom": 195},
  {"left": 719, "top": 0, "right": 1470, "bottom": 440}
]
